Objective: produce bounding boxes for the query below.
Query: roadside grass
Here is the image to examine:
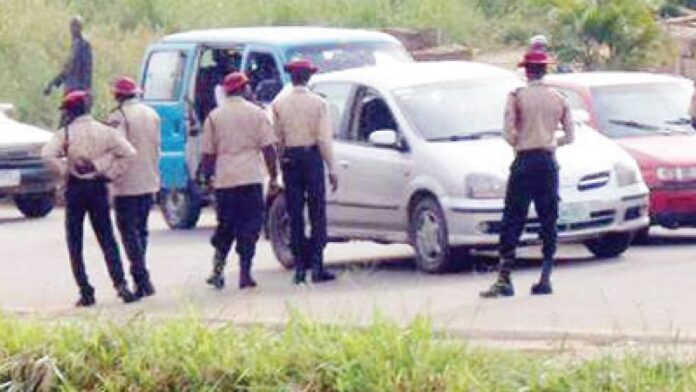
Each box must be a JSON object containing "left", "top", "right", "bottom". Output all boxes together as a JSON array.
[{"left": 1, "top": 312, "right": 695, "bottom": 391}]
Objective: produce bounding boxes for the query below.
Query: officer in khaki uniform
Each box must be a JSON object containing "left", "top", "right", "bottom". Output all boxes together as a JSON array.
[
  {"left": 106, "top": 76, "right": 161, "bottom": 298},
  {"left": 272, "top": 59, "right": 338, "bottom": 285},
  {"left": 201, "top": 72, "right": 279, "bottom": 290},
  {"left": 42, "top": 90, "right": 138, "bottom": 307},
  {"left": 481, "top": 50, "right": 575, "bottom": 298}
]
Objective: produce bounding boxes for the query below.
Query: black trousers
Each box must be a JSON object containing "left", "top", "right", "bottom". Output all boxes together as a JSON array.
[
  {"left": 499, "top": 150, "right": 559, "bottom": 269},
  {"left": 114, "top": 194, "right": 154, "bottom": 287},
  {"left": 65, "top": 177, "right": 126, "bottom": 291},
  {"left": 211, "top": 184, "right": 264, "bottom": 265},
  {"left": 281, "top": 146, "right": 327, "bottom": 273}
]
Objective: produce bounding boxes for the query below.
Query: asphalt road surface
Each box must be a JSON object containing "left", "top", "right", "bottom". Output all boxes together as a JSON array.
[{"left": 2, "top": 204, "right": 696, "bottom": 348}]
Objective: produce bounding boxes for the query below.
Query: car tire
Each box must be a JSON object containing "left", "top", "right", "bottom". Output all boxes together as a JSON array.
[
  {"left": 159, "top": 185, "right": 201, "bottom": 230},
  {"left": 584, "top": 232, "right": 633, "bottom": 259},
  {"left": 268, "top": 193, "right": 295, "bottom": 269},
  {"left": 632, "top": 227, "right": 650, "bottom": 245},
  {"left": 409, "top": 196, "right": 453, "bottom": 273},
  {"left": 14, "top": 192, "right": 55, "bottom": 218}
]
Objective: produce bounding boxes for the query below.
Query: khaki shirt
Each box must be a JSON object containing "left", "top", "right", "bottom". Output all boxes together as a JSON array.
[
  {"left": 201, "top": 96, "right": 276, "bottom": 189},
  {"left": 271, "top": 86, "right": 334, "bottom": 171},
  {"left": 106, "top": 99, "right": 161, "bottom": 196},
  {"left": 42, "top": 115, "right": 136, "bottom": 180},
  {"left": 690, "top": 91, "right": 696, "bottom": 119},
  {"left": 504, "top": 81, "right": 575, "bottom": 152}
]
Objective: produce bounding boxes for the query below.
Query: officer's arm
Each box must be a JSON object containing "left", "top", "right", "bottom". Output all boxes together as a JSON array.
[
  {"left": 557, "top": 99, "right": 575, "bottom": 147},
  {"left": 199, "top": 116, "right": 216, "bottom": 180},
  {"left": 93, "top": 130, "right": 136, "bottom": 176},
  {"left": 41, "top": 131, "right": 68, "bottom": 177},
  {"left": 316, "top": 101, "right": 335, "bottom": 173},
  {"left": 257, "top": 113, "right": 279, "bottom": 182},
  {"left": 503, "top": 93, "right": 518, "bottom": 147}
]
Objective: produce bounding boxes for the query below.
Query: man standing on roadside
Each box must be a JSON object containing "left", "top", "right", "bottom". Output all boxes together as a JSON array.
[
  {"left": 44, "top": 16, "right": 92, "bottom": 97},
  {"left": 42, "top": 90, "right": 138, "bottom": 307},
  {"left": 107, "top": 77, "right": 161, "bottom": 299},
  {"left": 272, "top": 59, "right": 338, "bottom": 285},
  {"left": 480, "top": 49, "right": 575, "bottom": 298},
  {"left": 202, "top": 72, "right": 279, "bottom": 290}
]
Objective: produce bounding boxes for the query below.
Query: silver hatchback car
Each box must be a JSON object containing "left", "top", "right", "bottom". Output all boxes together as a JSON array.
[{"left": 267, "top": 62, "right": 649, "bottom": 273}]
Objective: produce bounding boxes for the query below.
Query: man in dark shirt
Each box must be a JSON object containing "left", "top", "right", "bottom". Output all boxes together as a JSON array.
[{"left": 44, "top": 16, "right": 93, "bottom": 96}]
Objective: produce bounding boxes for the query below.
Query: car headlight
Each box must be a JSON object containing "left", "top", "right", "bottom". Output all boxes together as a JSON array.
[
  {"left": 656, "top": 166, "right": 696, "bottom": 182},
  {"left": 465, "top": 173, "right": 506, "bottom": 199},
  {"left": 615, "top": 162, "right": 640, "bottom": 187}
]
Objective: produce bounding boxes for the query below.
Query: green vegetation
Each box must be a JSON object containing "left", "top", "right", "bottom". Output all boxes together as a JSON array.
[
  {"left": 1, "top": 313, "right": 695, "bottom": 391},
  {"left": 0, "top": 0, "right": 677, "bottom": 127}
]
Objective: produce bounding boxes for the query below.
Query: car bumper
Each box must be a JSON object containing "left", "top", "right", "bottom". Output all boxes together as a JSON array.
[
  {"left": 0, "top": 161, "right": 57, "bottom": 197},
  {"left": 649, "top": 186, "right": 696, "bottom": 228},
  {"left": 441, "top": 187, "right": 649, "bottom": 247}
]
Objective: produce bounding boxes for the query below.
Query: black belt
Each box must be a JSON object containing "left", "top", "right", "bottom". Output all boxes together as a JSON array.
[
  {"left": 284, "top": 145, "right": 319, "bottom": 153},
  {"left": 516, "top": 148, "right": 554, "bottom": 157}
]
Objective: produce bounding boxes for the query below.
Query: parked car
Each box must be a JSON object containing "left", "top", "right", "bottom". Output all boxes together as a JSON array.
[
  {"left": 138, "top": 26, "right": 413, "bottom": 229},
  {"left": 0, "top": 104, "right": 57, "bottom": 218},
  {"left": 545, "top": 72, "right": 696, "bottom": 238},
  {"left": 266, "top": 62, "right": 650, "bottom": 273}
]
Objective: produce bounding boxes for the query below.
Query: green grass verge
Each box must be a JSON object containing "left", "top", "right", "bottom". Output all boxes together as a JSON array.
[{"left": 1, "top": 313, "right": 695, "bottom": 391}]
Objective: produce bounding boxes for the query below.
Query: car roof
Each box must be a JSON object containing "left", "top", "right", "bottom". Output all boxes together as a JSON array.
[
  {"left": 546, "top": 71, "right": 691, "bottom": 88},
  {"left": 312, "top": 61, "right": 519, "bottom": 90},
  {"left": 159, "top": 26, "right": 402, "bottom": 47}
]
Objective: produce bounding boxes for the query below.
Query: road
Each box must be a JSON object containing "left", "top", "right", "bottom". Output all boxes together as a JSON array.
[{"left": 2, "top": 204, "right": 696, "bottom": 348}]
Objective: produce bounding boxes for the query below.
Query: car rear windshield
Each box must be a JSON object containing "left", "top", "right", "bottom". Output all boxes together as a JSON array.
[
  {"left": 393, "top": 78, "right": 522, "bottom": 141},
  {"left": 285, "top": 42, "right": 412, "bottom": 73},
  {"left": 593, "top": 82, "right": 694, "bottom": 138}
]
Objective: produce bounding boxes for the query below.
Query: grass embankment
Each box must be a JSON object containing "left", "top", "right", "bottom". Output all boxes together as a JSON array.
[
  {"left": 1, "top": 314, "right": 695, "bottom": 391},
  {"left": 0, "top": 0, "right": 545, "bottom": 127}
]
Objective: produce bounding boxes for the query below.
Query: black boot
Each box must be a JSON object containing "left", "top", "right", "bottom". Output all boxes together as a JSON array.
[
  {"left": 239, "top": 259, "right": 257, "bottom": 290},
  {"left": 116, "top": 284, "right": 138, "bottom": 304},
  {"left": 312, "top": 269, "right": 336, "bottom": 283},
  {"left": 206, "top": 250, "right": 226, "bottom": 290},
  {"left": 293, "top": 268, "right": 307, "bottom": 285},
  {"left": 480, "top": 269, "right": 515, "bottom": 298},
  {"left": 531, "top": 281, "right": 553, "bottom": 295},
  {"left": 135, "top": 280, "right": 156, "bottom": 298},
  {"left": 75, "top": 286, "right": 96, "bottom": 308}
]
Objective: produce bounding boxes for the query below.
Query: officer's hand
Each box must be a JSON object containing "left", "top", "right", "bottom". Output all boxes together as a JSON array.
[
  {"left": 268, "top": 177, "right": 282, "bottom": 197},
  {"left": 74, "top": 157, "right": 96, "bottom": 175},
  {"left": 328, "top": 172, "right": 339, "bottom": 193},
  {"left": 43, "top": 84, "right": 52, "bottom": 96}
]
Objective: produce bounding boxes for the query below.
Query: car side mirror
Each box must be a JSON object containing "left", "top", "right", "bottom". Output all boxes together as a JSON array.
[
  {"left": 368, "top": 129, "right": 398, "bottom": 148},
  {"left": 572, "top": 109, "right": 590, "bottom": 125},
  {"left": 0, "top": 103, "right": 16, "bottom": 119}
]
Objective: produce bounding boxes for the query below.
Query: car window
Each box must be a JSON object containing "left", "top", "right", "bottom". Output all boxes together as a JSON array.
[
  {"left": 245, "top": 51, "right": 283, "bottom": 102},
  {"left": 311, "top": 82, "right": 354, "bottom": 138},
  {"left": 556, "top": 88, "right": 585, "bottom": 110},
  {"left": 592, "top": 82, "right": 693, "bottom": 138},
  {"left": 286, "top": 42, "right": 411, "bottom": 73},
  {"left": 348, "top": 88, "right": 398, "bottom": 143},
  {"left": 394, "top": 78, "right": 521, "bottom": 141},
  {"left": 143, "top": 50, "right": 187, "bottom": 101}
]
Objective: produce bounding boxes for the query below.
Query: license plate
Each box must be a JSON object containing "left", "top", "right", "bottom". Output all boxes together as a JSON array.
[
  {"left": 0, "top": 170, "right": 21, "bottom": 187},
  {"left": 558, "top": 203, "right": 588, "bottom": 224}
]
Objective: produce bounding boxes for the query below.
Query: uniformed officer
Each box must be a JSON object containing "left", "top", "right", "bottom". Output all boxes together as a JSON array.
[
  {"left": 272, "top": 59, "right": 338, "bottom": 285},
  {"left": 201, "top": 72, "right": 279, "bottom": 290},
  {"left": 106, "top": 77, "right": 161, "bottom": 298},
  {"left": 480, "top": 50, "right": 575, "bottom": 298},
  {"left": 42, "top": 90, "right": 138, "bottom": 307}
]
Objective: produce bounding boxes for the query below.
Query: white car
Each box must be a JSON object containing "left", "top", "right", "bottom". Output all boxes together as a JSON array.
[
  {"left": 267, "top": 62, "right": 650, "bottom": 273},
  {"left": 0, "top": 104, "right": 57, "bottom": 218}
]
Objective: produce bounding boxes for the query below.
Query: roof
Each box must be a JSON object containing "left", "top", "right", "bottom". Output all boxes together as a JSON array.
[
  {"left": 546, "top": 71, "right": 691, "bottom": 88},
  {"left": 312, "top": 61, "right": 519, "bottom": 90},
  {"left": 160, "top": 26, "right": 402, "bottom": 47}
]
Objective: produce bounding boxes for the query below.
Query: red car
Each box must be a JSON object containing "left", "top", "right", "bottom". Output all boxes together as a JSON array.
[{"left": 546, "top": 72, "right": 696, "bottom": 238}]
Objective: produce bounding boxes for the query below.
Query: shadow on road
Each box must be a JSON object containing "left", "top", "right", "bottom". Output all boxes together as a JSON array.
[{"left": 633, "top": 234, "right": 696, "bottom": 247}]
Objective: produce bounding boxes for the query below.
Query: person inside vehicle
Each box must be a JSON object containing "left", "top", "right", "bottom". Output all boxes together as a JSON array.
[{"left": 196, "top": 49, "right": 237, "bottom": 121}]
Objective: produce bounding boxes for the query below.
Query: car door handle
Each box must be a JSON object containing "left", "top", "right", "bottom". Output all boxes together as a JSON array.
[{"left": 338, "top": 160, "right": 350, "bottom": 169}]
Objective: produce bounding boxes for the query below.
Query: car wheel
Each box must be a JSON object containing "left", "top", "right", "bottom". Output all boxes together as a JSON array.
[
  {"left": 632, "top": 227, "right": 650, "bottom": 245},
  {"left": 159, "top": 185, "right": 201, "bottom": 230},
  {"left": 409, "top": 196, "right": 452, "bottom": 273},
  {"left": 268, "top": 194, "right": 294, "bottom": 269},
  {"left": 14, "top": 192, "right": 55, "bottom": 218},
  {"left": 584, "top": 232, "right": 633, "bottom": 259}
]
